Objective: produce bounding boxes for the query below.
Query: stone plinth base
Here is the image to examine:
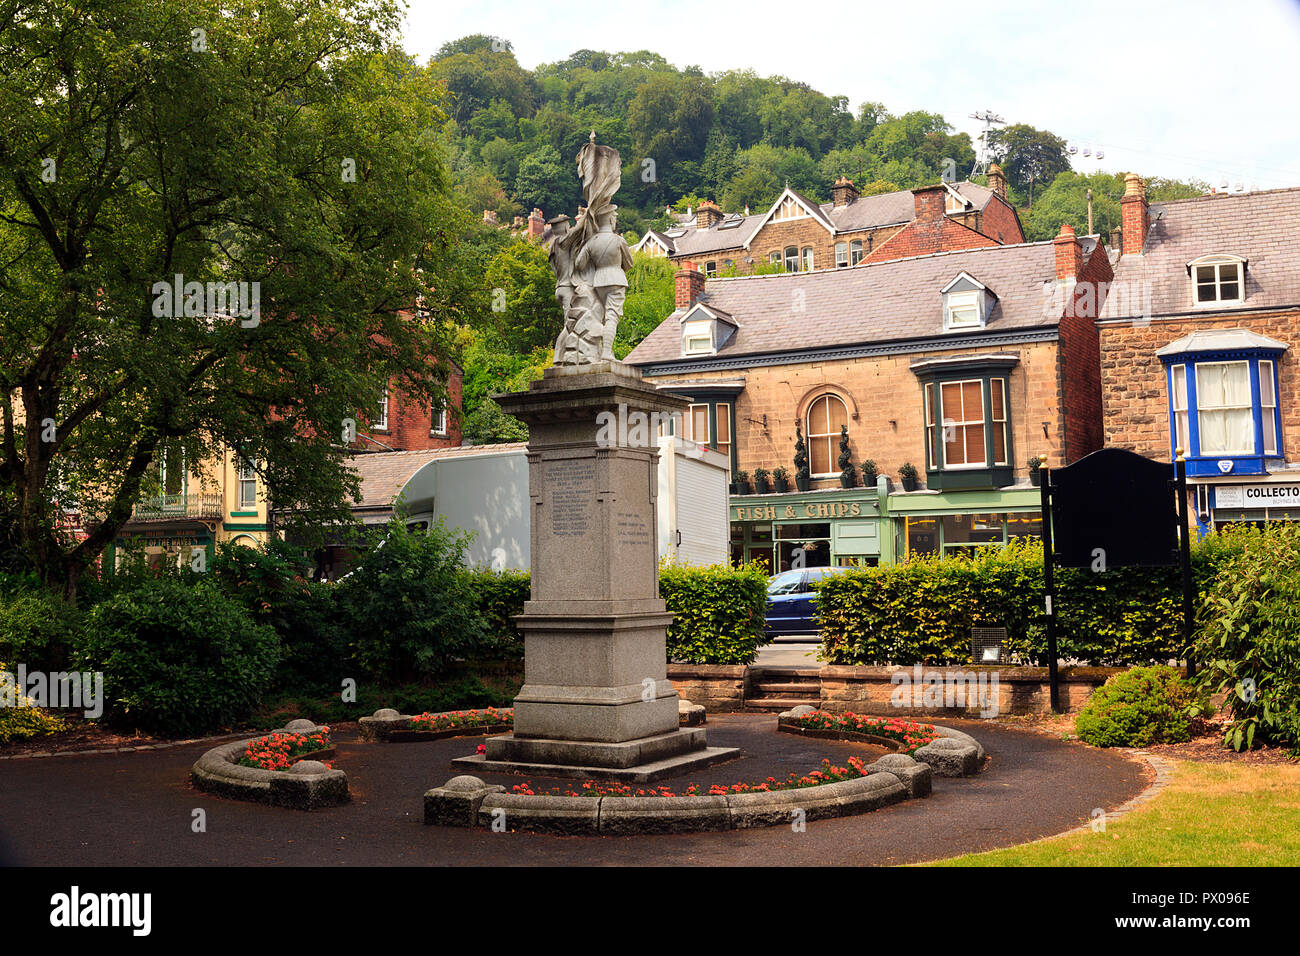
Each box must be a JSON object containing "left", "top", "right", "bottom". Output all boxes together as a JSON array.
[{"left": 452, "top": 729, "right": 739, "bottom": 783}]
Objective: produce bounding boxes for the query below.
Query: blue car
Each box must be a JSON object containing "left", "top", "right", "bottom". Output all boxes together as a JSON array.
[{"left": 764, "top": 566, "right": 848, "bottom": 635}]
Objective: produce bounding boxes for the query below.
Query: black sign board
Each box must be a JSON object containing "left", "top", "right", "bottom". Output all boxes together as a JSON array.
[
  {"left": 1049, "top": 448, "right": 1179, "bottom": 568},
  {"left": 1039, "top": 447, "right": 1196, "bottom": 712}
]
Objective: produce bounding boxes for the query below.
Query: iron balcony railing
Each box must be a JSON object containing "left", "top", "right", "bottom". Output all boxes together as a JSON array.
[{"left": 129, "top": 493, "right": 224, "bottom": 523}]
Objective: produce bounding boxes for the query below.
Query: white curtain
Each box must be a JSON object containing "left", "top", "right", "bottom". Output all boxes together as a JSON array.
[{"left": 1197, "top": 363, "right": 1254, "bottom": 454}]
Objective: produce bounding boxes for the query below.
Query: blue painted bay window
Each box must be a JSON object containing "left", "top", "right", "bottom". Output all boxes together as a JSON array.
[{"left": 1156, "top": 330, "right": 1287, "bottom": 477}]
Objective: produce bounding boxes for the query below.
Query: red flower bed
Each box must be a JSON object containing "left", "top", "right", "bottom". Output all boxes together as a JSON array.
[
  {"left": 409, "top": 707, "right": 513, "bottom": 731},
  {"left": 237, "top": 728, "right": 331, "bottom": 771},
  {"left": 791, "top": 711, "right": 939, "bottom": 753},
  {"left": 511, "top": 756, "right": 872, "bottom": 798}
]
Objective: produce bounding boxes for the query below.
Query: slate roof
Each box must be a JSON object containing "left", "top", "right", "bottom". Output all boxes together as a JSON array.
[
  {"left": 1098, "top": 187, "right": 1300, "bottom": 320},
  {"left": 1155, "top": 328, "right": 1289, "bottom": 356},
  {"left": 642, "top": 182, "right": 1002, "bottom": 258},
  {"left": 624, "top": 239, "right": 1066, "bottom": 366}
]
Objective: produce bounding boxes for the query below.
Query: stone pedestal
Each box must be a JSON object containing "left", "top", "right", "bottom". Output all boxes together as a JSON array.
[{"left": 452, "top": 362, "right": 737, "bottom": 782}]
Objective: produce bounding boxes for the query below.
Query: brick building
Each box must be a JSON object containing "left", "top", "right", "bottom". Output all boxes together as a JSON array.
[
  {"left": 633, "top": 166, "right": 1024, "bottom": 277},
  {"left": 1097, "top": 175, "right": 1300, "bottom": 533},
  {"left": 351, "top": 358, "right": 465, "bottom": 453},
  {"left": 625, "top": 218, "right": 1110, "bottom": 568}
]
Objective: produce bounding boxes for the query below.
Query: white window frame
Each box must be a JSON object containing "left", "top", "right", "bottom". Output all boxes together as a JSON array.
[
  {"left": 1260, "top": 359, "right": 1278, "bottom": 456},
  {"left": 939, "top": 379, "right": 987, "bottom": 469},
  {"left": 702, "top": 260, "right": 717, "bottom": 277},
  {"left": 1171, "top": 364, "right": 1190, "bottom": 454},
  {"left": 686, "top": 403, "right": 711, "bottom": 445},
  {"left": 237, "top": 456, "right": 258, "bottom": 509},
  {"left": 376, "top": 389, "right": 389, "bottom": 430},
  {"left": 850, "top": 239, "right": 864, "bottom": 266},
  {"left": 806, "top": 394, "right": 848, "bottom": 478},
  {"left": 431, "top": 399, "right": 448, "bottom": 436},
  {"left": 801, "top": 247, "right": 814, "bottom": 271},
  {"left": 681, "top": 318, "right": 714, "bottom": 356},
  {"left": 784, "top": 246, "right": 799, "bottom": 272},
  {"left": 1195, "top": 360, "right": 1254, "bottom": 455},
  {"left": 835, "top": 242, "right": 848, "bottom": 268},
  {"left": 1190, "top": 255, "right": 1245, "bottom": 307},
  {"left": 990, "top": 377, "right": 1009, "bottom": 466},
  {"left": 944, "top": 290, "right": 984, "bottom": 331}
]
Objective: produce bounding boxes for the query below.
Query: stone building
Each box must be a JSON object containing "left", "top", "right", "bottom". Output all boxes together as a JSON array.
[
  {"left": 624, "top": 217, "right": 1110, "bottom": 569},
  {"left": 633, "top": 166, "right": 1024, "bottom": 277},
  {"left": 1097, "top": 175, "right": 1300, "bottom": 533}
]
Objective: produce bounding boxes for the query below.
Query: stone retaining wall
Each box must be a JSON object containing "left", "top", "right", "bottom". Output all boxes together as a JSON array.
[{"left": 668, "top": 664, "right": 1123, "bottom": 716}]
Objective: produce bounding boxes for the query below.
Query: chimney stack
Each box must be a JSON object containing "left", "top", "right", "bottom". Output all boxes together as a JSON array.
[
  {"left": 1109, "top": 226, "right": 1123, "bottom": 249},
  {"left": 1053, "top": 223, "right": 1082, "bottom": 282},
  {"left": 987, "top": 164, "right": 1008, "bottom": 199},
  {"left": 482, "top": 209, "right": 499, "bottom": 226},
  {"left": 831, "top": 176, "right": 860, "bottom": 207},
  {"left": 1120, "top": 173, "right": 1149, "bottom": 256},
  {"left": 528, "top": 207, "right": 545, "bottom": 239},
  {"left": 695, "top": 200, "right": 724, "bottom": 230},
  {"left": 912, "top": 184, "right": 947, "bottom": 223},
  {"left": 675, "top": 263, "right": 706, "bottom": 308}
]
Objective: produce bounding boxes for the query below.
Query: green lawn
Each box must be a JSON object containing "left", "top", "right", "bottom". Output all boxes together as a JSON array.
[{"left": 929, "top": 760, "right": 1300, "bottom": 866}]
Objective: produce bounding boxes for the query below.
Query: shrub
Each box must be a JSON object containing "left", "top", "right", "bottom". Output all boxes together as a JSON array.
[
  {"left": 1074, "top": 665, "right": 1196, "bottom": 747},
  {"left": 333, "top": 519, "right": 490, "bottom": 683},
  {"left": 211, "top": 540, "right": 347, "bottom": 690},
  {"left": 0, "top": 583, "right": 81, "bottom": 673},
  {"left": 464, "top": 568, "right": 529, "bottom": 660},
  {"left": 76, "top": 576, "right": 281, "bottom": 736},
  {"left": 659, "top": 560, "right": 770, "bottom": 664},
  {"left": 1194, "top": 524, "right": 1300, "bottom": 752},
  {"left": 0, "top": 662, "right": 70, "bottom": 742}
]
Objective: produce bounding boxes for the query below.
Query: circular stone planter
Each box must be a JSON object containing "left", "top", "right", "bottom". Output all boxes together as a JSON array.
[
  {"left": 190, "top": 721, "right": 349, "bottom": 811},
  {"left": 777, "top": 708, "right": 987, "bottom": 778},
  {"left": 358, "top": 708, "right": 513, "bottom": 742}
]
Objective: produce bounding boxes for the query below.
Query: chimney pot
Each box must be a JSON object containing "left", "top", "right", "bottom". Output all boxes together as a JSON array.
[{"left": 831, "top": 176, "right": 860, "bottom": 207}]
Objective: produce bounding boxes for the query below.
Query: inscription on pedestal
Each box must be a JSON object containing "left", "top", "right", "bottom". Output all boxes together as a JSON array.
[
  {"left": 547, "top": 458, "right": 595, "bottom": 538},
  {"left": 615, "top": 511, "right": 650, "bottom": 549}
]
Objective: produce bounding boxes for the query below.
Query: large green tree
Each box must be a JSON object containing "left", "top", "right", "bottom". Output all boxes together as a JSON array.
[
  {"left": 987, "top": 123, "right": 1072, "bottom": 205},
  {"left": 0, "top": 0, "right": 468, "bottom": 599}
]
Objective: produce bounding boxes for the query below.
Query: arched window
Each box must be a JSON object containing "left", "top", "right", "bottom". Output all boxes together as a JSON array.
[
  {"left": 807, "top": 395, "right": 848, "bottom": 476},
  {"left": 784, "top": 246, "right": 799, "bottom": 272}
]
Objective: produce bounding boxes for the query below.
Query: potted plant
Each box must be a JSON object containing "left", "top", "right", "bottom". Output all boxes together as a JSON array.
[
  {"left": 1028, "top": 455, "right": 1044, "bottom": 487},
  {"left": 899, "top": 462, "right": 919, "bottom": 492},
  {"left": 732, "top": 470, "right": 750, "bottom": 495},
  {"left": 772, "top": 466, "right": 790, "bottom": 493},
  {"left": 837, "top": 425, "right": 855, "bottom": 488},
  {"left": 753, "top": 467, "right": 772, "bottom": 495},
  {"left": 794, "top": 424, "right": 810, "bottom": 492},
  {"left": 861, "top": 459, "right": 878, "bottom": 487}
]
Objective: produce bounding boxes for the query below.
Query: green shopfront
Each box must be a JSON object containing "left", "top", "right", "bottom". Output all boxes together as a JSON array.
[{"left": 729, "top": 480, "right": 1042, "bottom": 571}]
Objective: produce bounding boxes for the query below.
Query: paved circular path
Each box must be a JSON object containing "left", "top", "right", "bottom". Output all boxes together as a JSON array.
[{"left": 0, "top": 715, "right": 1147, "bottom": 866}]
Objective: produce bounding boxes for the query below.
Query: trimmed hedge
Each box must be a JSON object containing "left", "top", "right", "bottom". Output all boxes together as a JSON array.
[
  {"left": 817, "top": 537, "right": 1237, "bottom": 666},
  {"left": 659, "top": 560, "right": 771, "bottom": 665},
  {"left": 457, "top": 562, "right": 771, "bottom": 665}
]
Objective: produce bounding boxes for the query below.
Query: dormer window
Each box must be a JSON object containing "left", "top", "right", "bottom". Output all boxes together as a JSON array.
[
  {"left": 683, "top": 319, "right": 713, "bottom": 354},
  {"left": 940, "top": 273, "right": 991, "bottom": 332},
  {"left": 679, "top": 304, "right": 737, "bottom": 357},
  {"left": 1189, "top": 255, "right": 1245, "bottom": 306}
]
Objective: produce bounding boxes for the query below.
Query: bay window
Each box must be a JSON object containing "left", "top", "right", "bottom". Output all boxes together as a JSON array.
[
  {"left": 914, "top": 356, "right": 1017, "bottom": 490},
  {"left": 1157, "top": 329, "right": 1286, "bottom": 476}
]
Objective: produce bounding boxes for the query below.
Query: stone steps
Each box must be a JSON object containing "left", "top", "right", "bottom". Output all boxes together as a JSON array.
[{"left": 744, "top": 697, "right": 818, "bottom": 712}]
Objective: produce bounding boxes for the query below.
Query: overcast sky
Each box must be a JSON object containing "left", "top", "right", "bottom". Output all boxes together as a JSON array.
[{"left": 403, "top": 0, "right": 1300, "bottom": 191}]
